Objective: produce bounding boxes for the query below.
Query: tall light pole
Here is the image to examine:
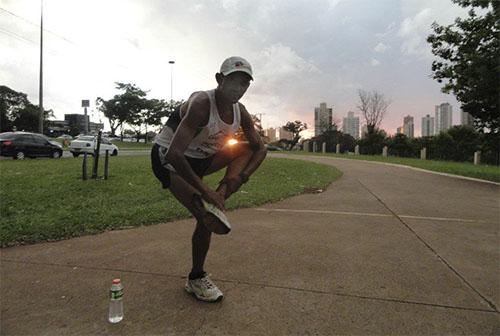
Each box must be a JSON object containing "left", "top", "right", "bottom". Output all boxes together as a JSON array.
[
  {"left": 168, "top": 60, "right": 175, "bottom": 103},
  {"left": 38, "top": 0, "right": 44, "bottom": 134}
]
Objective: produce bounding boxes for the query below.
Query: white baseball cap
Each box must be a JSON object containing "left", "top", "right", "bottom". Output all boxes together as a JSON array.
[{"left": 219, "top": 56, "right": 253, "bottom": 80}]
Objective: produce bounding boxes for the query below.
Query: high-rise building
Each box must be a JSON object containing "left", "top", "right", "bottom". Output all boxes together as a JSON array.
[
  {"left": 342, "top": 111, "right": 360, "bottom": 139},
  {"left": 461, "top": 110, "right": 474, "bottom": 127},
  {"left": 276, "top": 127, "right": 293, "bottom": 141},
  {"left": 435, "top": 103, "right": 453, "bottom": 134},
  {"left": 403, "top": 115, "right": 414, "bottom": 138},
  {"left": 421, "top": 114, "right": 434, "bottom": 137},
  {"left": 264, "top": 128, "right": 277, "bottom": 142},
  {"left": 314, "top": 102, "right": 333, "bottom": 136},
  {"left": 396, "top": 126, "right": 403, "bottom": 134},
  {"left": 264, "top": 127, "right": 293, "bottom": 142}
]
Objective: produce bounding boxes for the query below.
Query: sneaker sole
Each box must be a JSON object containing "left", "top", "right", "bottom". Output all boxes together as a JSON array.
[
  {"left": 201, "top": 200, "right": 231, "bottom": 235},
  {"left": 184, "top": 285, "right": 223, "bottom": 303}
]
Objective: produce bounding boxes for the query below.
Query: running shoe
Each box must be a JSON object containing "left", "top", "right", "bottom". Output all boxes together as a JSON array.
[{"left": 185, "top": 274, "right": 224, "bottom": 302}]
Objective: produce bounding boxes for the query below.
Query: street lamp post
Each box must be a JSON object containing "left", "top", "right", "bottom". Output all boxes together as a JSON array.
[
  {"left": 168, "top": 60, "right": 175, "bottom": 103},
  {"left": 39, "top": 0, "right": 44, "bottom": 134}
]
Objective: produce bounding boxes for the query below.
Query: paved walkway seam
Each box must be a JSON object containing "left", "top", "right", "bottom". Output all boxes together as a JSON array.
[
  {"left": 255, "top": 208, "right": 486, "bottom": 223},
  {"left": 357, "top": 179, "right": 499, "bottom": 313},
  {"left": 3, "top": 259, "right": 497, "bottom": 315},
  {"left": 215, "top": 278, "right": 498, "bottom": 314}
]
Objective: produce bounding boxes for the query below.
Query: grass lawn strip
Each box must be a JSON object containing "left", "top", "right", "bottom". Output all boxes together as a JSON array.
[
  {"left": 285, "top": 151, "right": 499, "bottom": 183},
  {"left": 0, "top": 157, "right": 341, "bottom": 247}
]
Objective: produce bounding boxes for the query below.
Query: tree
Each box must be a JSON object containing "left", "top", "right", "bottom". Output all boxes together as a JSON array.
[
  {"left": 427, "top": 0, "right": 499, "bottom": 133},
  {"left": 356, "top": 90, "right": 390, "bottom": 134},
  {"left": 96, "top": 82, "right": 147, "bottom": 138},
  {"left": 12, "top": 104, "right": 54, "bottom": 132},
  {"left": 434, "top": 132, "right": 456, "bottom": 160},
  {"left": 137, "top": 99, "right": 179, "bottom": 143},
  {"left": 96, "top": 97, "right": 121, "bottom": 136},
  {"left": 313, "top": 129, "right": 355, "bottom": 153},
  {"left": 480, "top": 132, "right": 499, "bottom": 165},
  {"left": 97, "top": 83, "right": 180, "bottom": 142},
  {"left": 357, "top": 128, "right": 387, "bottom": 155},
  {"left": 1, "top": 86, "right": 28, "bottom": 132},
  {"left": 387, "top": 134, "right": 414, "bottom": 157},
  {"left": 283, "top": 120, "right": 307, "bottom": 150},
  {"left": 412, "top": 136, "right": 437, "bottom": 158},
  {"left": 0, "top": 85, "right": 53, "bottom": 132}
]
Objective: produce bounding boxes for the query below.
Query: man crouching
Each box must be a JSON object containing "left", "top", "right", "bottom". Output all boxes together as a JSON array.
[{"left": 151, "top": 56, "right": 266, "bottom": 302}]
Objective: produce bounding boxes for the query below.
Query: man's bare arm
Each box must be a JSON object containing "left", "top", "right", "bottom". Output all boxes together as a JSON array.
[
  {"left": 239, "top": 104, "right": 267, "bottom": 178},
  {"left": 165, "top": 94, "right": 224, "bottom": 208}
]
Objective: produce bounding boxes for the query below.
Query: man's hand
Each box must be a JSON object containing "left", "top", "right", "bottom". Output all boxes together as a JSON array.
[{"left": 201, "top": 188, "right": 226, "bottom": 211}]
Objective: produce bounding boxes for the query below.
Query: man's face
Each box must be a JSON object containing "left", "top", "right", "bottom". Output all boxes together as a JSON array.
[{"left": 219, "top": 72, "right": 252, "bottom": 103}]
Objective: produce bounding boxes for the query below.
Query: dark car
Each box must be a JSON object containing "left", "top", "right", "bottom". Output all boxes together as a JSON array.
[{"left": 0, "top": 132, "right": 63, "bottom": 160}]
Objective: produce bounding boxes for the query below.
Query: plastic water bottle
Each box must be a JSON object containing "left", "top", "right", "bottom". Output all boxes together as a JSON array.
[{"left": 108, "top": 279, "right": 124, "bottom": 323}]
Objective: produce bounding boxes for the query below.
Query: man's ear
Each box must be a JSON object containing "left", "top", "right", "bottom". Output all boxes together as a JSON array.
[{"left": 215, "top": 72, "right": 224, "bottom": 84}]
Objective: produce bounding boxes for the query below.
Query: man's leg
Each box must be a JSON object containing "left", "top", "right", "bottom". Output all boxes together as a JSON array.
[
  {"left": 168, "top": 172, "right": 224, "bottom": 302},
  {"left": 168, "top": 173, "right": 211, "bottom": 277},
  {"left": 205, "top": 142, "right": 254, "bottom": 198}
]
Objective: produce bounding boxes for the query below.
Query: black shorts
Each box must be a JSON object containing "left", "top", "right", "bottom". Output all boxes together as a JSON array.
[{"left": 151, "top": 143, "right": 214, "bottom": 189}]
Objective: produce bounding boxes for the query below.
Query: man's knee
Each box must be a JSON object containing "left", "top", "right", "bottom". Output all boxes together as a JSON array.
[{"left": 228, "top": 142, "right": 253, "bottom": 159}]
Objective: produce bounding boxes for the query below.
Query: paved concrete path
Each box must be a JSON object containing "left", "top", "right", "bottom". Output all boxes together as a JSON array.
[{"left": 2, "top": 154, "right": 499, "bottom": 335}]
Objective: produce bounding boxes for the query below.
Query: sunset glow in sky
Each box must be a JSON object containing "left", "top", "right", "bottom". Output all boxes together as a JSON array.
[{"left": 1, "top": 0, "right": 472, "bottom": 137}]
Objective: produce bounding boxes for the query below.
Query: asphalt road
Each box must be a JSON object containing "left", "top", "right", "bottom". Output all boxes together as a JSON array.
[
  {"left": 1, "top": 153, "right": 499, "bottom": 335},
  {"left": 0, "top": 149, "right": 150, "bottom": 160}
]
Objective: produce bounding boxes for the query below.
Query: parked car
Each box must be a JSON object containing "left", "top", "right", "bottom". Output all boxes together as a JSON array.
[
  {"left": 56, "top": 134, "right": 73, "bottom": 140},
  {"left": 0, "top": 132, "right": 63, "bottom": 160},
  {"left": 69, "top": 135, "right": 119, "bottom": 157}
]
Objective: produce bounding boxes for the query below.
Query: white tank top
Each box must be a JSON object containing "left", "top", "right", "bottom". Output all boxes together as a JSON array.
[{"left": 154, "top": 89, "right": 241, "bottom": 158}]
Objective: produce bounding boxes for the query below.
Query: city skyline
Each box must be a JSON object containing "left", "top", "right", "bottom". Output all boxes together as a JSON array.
[
  {"left": 2, "top": 0, "right": 472, "bottom": 137},
  {"left": 310, "top": 101, "right": 461, "bottom": 140}
]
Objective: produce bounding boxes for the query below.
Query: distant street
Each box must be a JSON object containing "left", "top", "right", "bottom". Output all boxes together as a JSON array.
[{"left": 0, "top": 149, "right": 150, "bottom": 160}]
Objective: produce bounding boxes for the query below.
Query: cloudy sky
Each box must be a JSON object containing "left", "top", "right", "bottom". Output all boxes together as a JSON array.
[{"left": 1, "top": 0, "right": 471, "bottom": 137}]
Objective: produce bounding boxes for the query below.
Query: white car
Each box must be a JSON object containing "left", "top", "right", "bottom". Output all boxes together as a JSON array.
[
  {"left": 69, "top": 135, "right": 119, "bottom": 157},
  {"left": 56, "top": 134, "right": 73, "bottom": 140}
]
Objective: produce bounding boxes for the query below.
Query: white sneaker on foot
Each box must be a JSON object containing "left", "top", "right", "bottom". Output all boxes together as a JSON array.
[{"left": 185, "top": 274, "right": 224, "bottom": 302}]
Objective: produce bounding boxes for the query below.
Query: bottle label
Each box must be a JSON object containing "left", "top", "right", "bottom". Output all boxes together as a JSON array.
[{"left": 110, "top": 289, "right": 123, "bottom": 300}]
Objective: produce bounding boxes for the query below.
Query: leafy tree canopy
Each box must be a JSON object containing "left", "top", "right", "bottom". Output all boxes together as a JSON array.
[
  {"left": 96, "top": 82, "right": 177, "bottom": 138},
  {"left": 283, "top": 120, "right": 307, "bottom": 150},
  {"left": 0, "top": 85, "right": 53, "bottom": 132},
  {"left": 427, "top": 0, "right": 499, "bottom": 133}
]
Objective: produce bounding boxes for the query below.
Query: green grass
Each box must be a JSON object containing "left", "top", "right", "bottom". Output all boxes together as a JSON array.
[
  {"left": 286, "top": 151, "right": 500, "bottom": 183},
  {"left": 0, "top": 156, "right": 341, "bottom": 247},
  {"left": 49, "top": 139, "right": 153, "bottom": 151},
  {"left": 111, "top": 140, "right": 153, "bottom": 150}
]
